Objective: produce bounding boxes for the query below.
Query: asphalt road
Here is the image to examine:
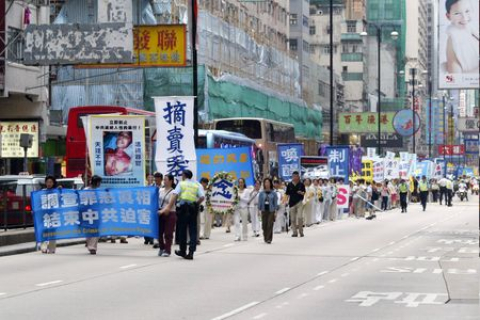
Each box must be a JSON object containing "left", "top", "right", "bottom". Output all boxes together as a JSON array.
[{"left": 0, "top": 196, "right": 478, "bottom": 320}]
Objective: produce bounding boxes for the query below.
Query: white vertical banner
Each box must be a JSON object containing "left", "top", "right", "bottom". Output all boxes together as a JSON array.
[
  {"left": 384, "top": 158, "right": 400, "bottom": 180},
  {"left": 373, "top": 160, "right": 384, "bottom": 182},
  {"left": 89, "top": 115, "right": 146, "bottom": 188},
  {"left": 407, "top": 153, "right": 417, "bottom": 177},
  {"left": 367, "top": 148, "right": 376, "bottom": 159},
  {"left": 386, "top": 151, "right": 395, "bottom": 160},
  {"left": 154, "top": 96, "right": 197, "bottom": 180}
]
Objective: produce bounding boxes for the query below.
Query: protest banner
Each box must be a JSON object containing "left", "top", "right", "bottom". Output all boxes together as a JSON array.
[
  {"left": 32, "top": 187, "right": 159, "bottom": 243},
  {"left": 155, "top": 96, "right": 196, "bottom": 180},
  {"left": 206, "top": 172, "right": 239, "bottom": 215},
  {"left": 337, "top": 185, "right": 350, "bottom": 209},
  {"left": 89, "top": 115, "right": 145, "bottom": 188},
  {"left": 373, "top": 160, "right": 384, "bottom": 182},
  {"left": 300, "top": 156, "right": 328, "bottom": 179},
  {"left": 277, "top": 143, "right": 304, "bottom": 181},
  {"left": 384, "top": 158, "right": 400, "bottom": 180},
  {"left": 327, "top": 146, "right": 350, "bottom": 182},
  {"left": 361, "top": 160, "right": 373, "bottom": 183},
  {"left": 197, "top": 147, "right": 254, "bottom": 186}
]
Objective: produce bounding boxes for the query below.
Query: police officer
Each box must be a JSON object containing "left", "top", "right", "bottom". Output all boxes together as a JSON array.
[
  {"left": 172, "top": 170, "right": 205, "bottom": 260},
  {"left": 418, "top": 176, "right": 429, "bottom": 211},
  {"left": 446, "top": 177, "right": 454, "bottom": 207},
  {"left": 398, "top": 179, "right": 409, "bottom": 213}
]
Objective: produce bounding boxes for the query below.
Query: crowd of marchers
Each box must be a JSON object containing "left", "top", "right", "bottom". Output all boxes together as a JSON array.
[{"left": 37, "top": 172, "right": 478, "bottom": 259}]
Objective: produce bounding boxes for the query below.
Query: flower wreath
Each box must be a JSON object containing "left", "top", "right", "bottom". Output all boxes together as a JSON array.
[{"left": 206, "top": 171, "right": 239, "bottom": 216}]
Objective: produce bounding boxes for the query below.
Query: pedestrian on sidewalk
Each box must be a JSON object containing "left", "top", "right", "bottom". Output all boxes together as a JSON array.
[
  {"left": 157, "top": 174, "right": 177, "bottom": 257},
  {"left": 234, "top": 178, "right": 250, "bottom": 241},
  {"left": 85, "top": 175, "right": 102, "bottom": 255},
  {"left": 399, "top": 179, "right": 409, "bottom": 213},
  {"left": 40, "top": 176, "right": 59, "bottom": 254},
  {"left": 286, "top": 171, "right": 306, "bottom": 237},
  {"left": 258, "top": 178, "right": 278, "bottom": 244}
]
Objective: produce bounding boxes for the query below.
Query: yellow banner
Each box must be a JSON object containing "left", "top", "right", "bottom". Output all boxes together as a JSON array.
[
  {"left": 82, "top": 25, "right": 187, "bottom": 68},
  {"left": 361, "top": 160, "right": 373, "bottom": 183}
]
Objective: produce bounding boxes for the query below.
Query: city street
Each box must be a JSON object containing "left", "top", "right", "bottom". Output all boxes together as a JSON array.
[{"left": 0, "top": 197, "right": 478, "bottom": 320}]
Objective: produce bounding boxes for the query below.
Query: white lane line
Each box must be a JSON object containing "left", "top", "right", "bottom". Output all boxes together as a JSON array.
[
  {"left": 317, "top": 271, "right": 329, "bottom": 276},
  {"left": 252, "top": 313, "right": 267, "bottom": 319},
  {"left": 35, "top": 280, "right": 63, "bottom": 287},
  {"left": 350, "top": 257, "right": 360, "bottom": 261},
  {"left": 341, "top": 273, "right": 350, "bottom": 277},
  {"left": 372, "top": 248, "right": 380, "bottom": 252},
  {"left": 223, "top": 243, "right": 235, "bottom": 248},
  {"left": 328, "top": 279, "right": 338, "bottom": 284},
  {"left": 373, "top": 258, "right": 379, "bottom": 262},
  {"left": 297, "top": 293, "right": 309, "bottom": 299},
  {"left": 211, "top": 302, "right": 259, "bottom": 320},
  {"left": 313, "top": 285, "right": 325, "bottom": 291},
  {"left": 389, "top": 241, "right": 396, "bottom": 245},
  {"left": 352, "top": 268, "right": 359, "bottom": 272},
  {"left": 275, "top": 287, "right": 291, "bottom": 295},
  {"left": 387, "top": 251, "right": 394, "bottom": 255},
  {"left": 401, "top": 236, "right": 409, "bottom": 240},
  {"left": 0, "top": 293, "right": 6, "bottom": 296},
  {"left": 119, "top": 264, "right": 137, "bottom": 269}
]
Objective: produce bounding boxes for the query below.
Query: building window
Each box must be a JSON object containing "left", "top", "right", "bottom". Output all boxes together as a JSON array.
[
  {"left": 7, "top": 28, "right": 24, "bottom": 63},
  {"left": 290, "top": 14, "right": 298, "bottom": 25},
  {"left": 309, "top": 25, "right": 316, "bottom": 35},
  {"left": 347, "top": 21, "right": 356, "bottom": 33},
  {"left": 289, "top": 39, "right": 298, "bottom": 51},
  {"left": 318, "top": 81, "right": 326, "bottom": 96},
  {"left": 322, "top": 45, "right": 330, "bottom": 54},
  {"left": 343, "top": 66, "right": 348, "bottom": 72},
  {"left": 303, "top": 15, "right": 309, "bottom": 27}
]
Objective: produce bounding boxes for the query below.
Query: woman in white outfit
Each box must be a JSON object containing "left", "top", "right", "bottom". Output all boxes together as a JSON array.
[
  {"left": 303, "top": 178, "right": 316, "bottom": 227},
  {"left": 322, "top": 179, "right": 331, "bottom": 222},
  {"left": 313, "top": 179, "right": 323, "bottom": 224},
  {"left": 248, "top": 180, "right": 261, "bottom": 237},
  {"left": 234, "top": 178, "right": 250, "bottom": 241},
  {"left": 273, "top": 180, "right": 286, "bottom": 234}
]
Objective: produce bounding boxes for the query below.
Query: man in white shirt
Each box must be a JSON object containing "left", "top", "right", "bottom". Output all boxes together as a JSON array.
[{"left": 438, "top": 176, "right": 449, "bottom": 206}]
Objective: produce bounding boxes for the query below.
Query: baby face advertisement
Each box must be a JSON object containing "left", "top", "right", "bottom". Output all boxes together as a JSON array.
[{"left": 438, "top": 0, "right": 479, "bottom": 89}]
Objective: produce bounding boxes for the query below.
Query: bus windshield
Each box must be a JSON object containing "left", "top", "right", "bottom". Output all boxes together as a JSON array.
[{"left": 215, "top": 120, "right": 262, "bottom": 139}]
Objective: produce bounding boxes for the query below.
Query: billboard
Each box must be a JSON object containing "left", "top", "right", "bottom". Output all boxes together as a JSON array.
[
  {"left": 0, "top": 121, "right": 39, "bottom": 158},
  {"left": 360, "top": 133, "right": 403, "bottom": 148},
  {"left": 438, "top": 0, "right": 479, "bottom": 89},
  {"left": 23, "top": 23, "right": 134, "bottom": 65},
  {"left": 437, "top": 145, "right": 465, "bottom": 156},
  {"left": 338, "top": 112, "right": 396, "bottom": 133}
]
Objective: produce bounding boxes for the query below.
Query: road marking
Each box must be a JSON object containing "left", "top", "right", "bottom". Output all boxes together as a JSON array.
[
  {"left": 433, "top": 269, "right": 443, "bottom": 274},
  {"left": 328, "top": 279, "right": 338, "bottom": 284},
  {"left": 449, "top": 258, "right": 460, "bottom": 262},
  {"left": 387, "top": 251, "right": 394, "bottom": 255},
  {"left": 313, "top": 285, "right": 325, "bottom": 291},
  {"left": 275, "top": 288, "right": 290, "bottom": 295},
  {"left": 223, "top": 243, "right": 235, "bottom": 248},
  {"left": 373, "top": 258, "right": 379, "bottom": 262},
  {"left": 350, "top": 257, "right": 360, "bottom": 261},
  {"left": 389, "top": 241, "right": 396, "bottom": 245},
  {"left": 211, "top": 302, "right": 260, "bottom": 320},
  {"left": 372, "top": 248, "right": 380, "bottom": 252},
  {"left": 341, "top": 273, "right": 350, "bottom": 277},
  {"left": 297, "top": 293, "right": 309, "bottom": 299},
  {"left": 317, "top": 271, "right": 329, "bottom": 276},
  {"left": 36, "top": 280, "right": 63, "bottom": 287},
  {"left": 0, "top": 293, "right": 5, "bottom": 296},
  {"left": 352, "top": 268, "right": 359, "bottom": 272},
  {"left": 252, "top": 313, "right": 267, "bottom": 319},
  {"left": 119, "top": 264, "right": 137, "bottom": 269}
]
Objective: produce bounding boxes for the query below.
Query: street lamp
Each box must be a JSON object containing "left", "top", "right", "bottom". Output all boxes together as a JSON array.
[
  {"left": 422, "top": 70, "right": 433, "bottom": 158},
  {"left": 361, "top": 27, "right": 399, "bottom": 156}
]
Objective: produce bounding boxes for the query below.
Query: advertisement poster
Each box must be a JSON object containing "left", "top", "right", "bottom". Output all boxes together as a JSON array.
[
  {"left": 155, "top": 96, "right": 196, "bottom": 180},
  {"left": 338, "top": 112, "right": 395, "bottom": 133},
  {"left": 0, "top": 121, "right": 39, "bottom": 158},
  {"left": 438, "top": 0, "right": 479, "bottom": 89},
  {"left": 300, "top": 156, "right": 328, "bottom": 179},
  {"left": 89, "top": 116, "right": 145, "bottom": 188},
  {"left": 197, "top": 147, "right": 254, "bottom": 186},
  {"left": 392, "top": 110, "right": 421, "bottom": 137},
  {"left": 277, "top": 143, "right": 304, "bottom": 181},
  {"left": 32, "top": 187, "right": 159, "bottom": 242},
  {"left": 326, "top": 146, "right": 350, "bottom": 182}
]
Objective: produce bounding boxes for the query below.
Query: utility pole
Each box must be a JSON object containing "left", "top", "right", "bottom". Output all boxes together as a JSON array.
[{"left": 329, "top": 0, "right": 334, "bottom": 146}]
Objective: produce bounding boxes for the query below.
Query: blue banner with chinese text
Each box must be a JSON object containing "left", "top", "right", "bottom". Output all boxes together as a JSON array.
[
  {"left": 277, "top": 143, "right": 304, "bottom": 181},
  {"left": 326, "top": 146, "right": 350, "bottom": 182},
  {"left": 32, "top": 187, "right": 159, "bottom": 243},
  {"left": 196, "top": 147, "right": 254, "bottom": 186}
]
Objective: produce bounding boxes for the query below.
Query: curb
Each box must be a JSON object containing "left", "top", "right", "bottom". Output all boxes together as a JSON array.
[{"left": 0, "top": 240, "right": 86, "bottom": 257}]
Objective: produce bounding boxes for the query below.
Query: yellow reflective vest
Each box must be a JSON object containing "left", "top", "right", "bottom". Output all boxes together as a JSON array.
[{"left": 178, "top": 181, "right": 199, "bottom": 203}]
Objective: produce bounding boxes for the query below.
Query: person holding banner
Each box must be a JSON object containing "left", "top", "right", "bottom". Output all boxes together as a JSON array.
[
  {"left": 234, "top": 178, "right": 251, "bottom": 241},
  {"left": 85, "top": 175, "right": 102, "bottom": 255},
  {"left": 173, "top": 170, "right": 205, "bottom": 260},
  {"left": 157, "top": 174, "right": 177, "bottom": 257},
  {"left": 39, "top": 176, "right": 59, "bottom": 254},
  {"left": 258, "top": 178, "right": 278, "bottom": 244},
  {"left": 418, "top": 176, "right": 430, "bottom": 211},
  {"left": 286, "top": 172, "right": 306, "bottom": 237}
]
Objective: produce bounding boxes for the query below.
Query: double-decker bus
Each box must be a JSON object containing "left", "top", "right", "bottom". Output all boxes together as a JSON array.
[
  {"left": 213, "top": 118, "right": 296, "bottom": 177},
  {"left": 65, "top": 106, "right": 156, "bottom": 178}
]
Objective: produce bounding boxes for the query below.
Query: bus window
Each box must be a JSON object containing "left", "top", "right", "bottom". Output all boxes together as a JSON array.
[{"left": 215, "top": 120, "right": 262, "bottom": 139}]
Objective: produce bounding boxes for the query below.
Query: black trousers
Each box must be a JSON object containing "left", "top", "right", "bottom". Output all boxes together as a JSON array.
[
  {"left": 431, "top": 190, "right": 439, "bottom": 202},
  {"left": 446, "top": 190, "right": 453, "bottom": 206},
  {"left": 419, "top": 191, "right": 428, "bottom": 210},
  {"left": 439, "top": 187, "right": 447, "bottom": 205},
  {"left": 399, "top": 192, "right": 408, "bottom": 211},
  {"left": 176, "top": 203, "right": 198, "bottom": 254}
]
